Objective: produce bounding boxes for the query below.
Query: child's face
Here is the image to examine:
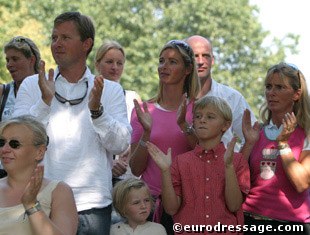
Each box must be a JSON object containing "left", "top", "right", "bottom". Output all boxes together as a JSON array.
[
  {"left": 124, "top": 187, "right": 152, "bottom": 228},
  {"left": 193, "top": 105, "right": 230, "bottom": 141}
]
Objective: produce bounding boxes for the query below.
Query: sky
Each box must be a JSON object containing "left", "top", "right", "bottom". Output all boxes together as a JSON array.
[{"left": 250, "top": 0, "right": 310, "bottom": 88}]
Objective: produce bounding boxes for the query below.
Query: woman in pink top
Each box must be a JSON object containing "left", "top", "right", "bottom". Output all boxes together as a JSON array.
[
  {"left": 129, "top": 40, "right": 200, "bottom": 234},
  {"left": 242, "top": 63, "right": 310, "bottom": 234}
]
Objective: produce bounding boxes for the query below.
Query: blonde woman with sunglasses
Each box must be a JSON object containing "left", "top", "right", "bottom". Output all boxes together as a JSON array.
[{"left": 0, "top": 115, "right": 78, "bottom": 235}]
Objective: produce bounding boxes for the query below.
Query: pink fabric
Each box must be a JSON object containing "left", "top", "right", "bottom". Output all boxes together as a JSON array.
[
  {"left": 171, "top": 143, "right": 250, "bottom": 234},
  {"left": 130, "top": 101, "right": 193, "bottom": 197},
  {"left": 243, "top": 126, "right": 310, "bottom": 222}
]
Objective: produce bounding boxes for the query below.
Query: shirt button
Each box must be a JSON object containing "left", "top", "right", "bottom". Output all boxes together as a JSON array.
[
  {"left": 215, "top": 155, "right": 218, "bottom": 158},
  {"left": 206, "top": 178, "right": 209, "bottom": 181},
  {"left": 206, "top": 196, "right": 209, "bottom": 199},
  {"left": 204, "top": 150, "right": 208, "bottom": 153},
  {"left": 207, "top": 160, "right": 210, "bottom": 163},
  {"left": 206, "top": 215, "right": 209, "bottom": 218}
]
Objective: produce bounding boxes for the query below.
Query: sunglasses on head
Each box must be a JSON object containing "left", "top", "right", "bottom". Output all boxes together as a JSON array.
[
  {"left": 168, "top": 40, "right": 194, "bottom": 58},
  {"left": 268, "top": 62, "right": 299, "bottom": 72},
  {"left": 12, "top": 37, "right": 36, "bottom": 59},
  {"left": 0, "top": 139, "right": 22, "bottom": 149},
  {"left": 268, "top": 62, "right": 301, "bottom": 80}
]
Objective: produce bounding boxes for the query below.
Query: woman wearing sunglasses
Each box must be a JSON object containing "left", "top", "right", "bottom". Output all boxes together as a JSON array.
[
  {"left": 0, "top": 115, "right": 78, "bottom": 235},
  {"left": 242, "top": 63, "right": 310, "bottom": 234},
  {"left": 129, "top": 40, "right": 200, "bottom": 234}
]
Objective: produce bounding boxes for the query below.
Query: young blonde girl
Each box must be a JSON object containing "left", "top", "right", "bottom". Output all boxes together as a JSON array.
[{"left": 111, "top": 178, "right": 167, "bottom": 235}]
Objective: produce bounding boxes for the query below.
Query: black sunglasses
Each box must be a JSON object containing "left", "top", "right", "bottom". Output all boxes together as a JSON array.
[
  {"left": 0, "top": 139, "right": 22, "bottom": 149},
  {"left": 268, "top": 62, "right": 301, "bottom": 88},
  {"left": 168, "top": 40, "right": 194, "bottom": 58},
  {"left": 12, "top": 37, "right": 36, "bottom": 59},
  {"left": 54, "top": 73, "right": 89, "bottom": 105}
]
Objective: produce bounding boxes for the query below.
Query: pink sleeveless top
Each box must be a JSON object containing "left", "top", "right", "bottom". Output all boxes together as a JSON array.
[{"left": 243, "top": 126, "right": 310, "bottom": 222}]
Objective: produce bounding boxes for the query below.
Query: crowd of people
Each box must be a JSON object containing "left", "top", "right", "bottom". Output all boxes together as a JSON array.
[{"left": 0, "top": 10, "right": 309, "bottom": 235}]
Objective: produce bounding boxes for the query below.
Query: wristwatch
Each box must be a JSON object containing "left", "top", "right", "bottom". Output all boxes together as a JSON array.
[
  {"left": 90, "top": 103, "right": 103, "bottom": 119},
  {"left": 25, "top": 201, "right": 42, "bottom": 216}
]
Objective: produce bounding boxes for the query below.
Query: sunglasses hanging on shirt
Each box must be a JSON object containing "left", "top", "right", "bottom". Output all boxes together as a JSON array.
[{"left": 54, "top": 73, "right": 88, "bottom": 105}]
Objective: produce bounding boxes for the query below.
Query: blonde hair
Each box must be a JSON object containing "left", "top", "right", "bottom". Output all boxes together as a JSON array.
[
  {"left": 113, "top": 178, "right": 153, "bottom": 218},
  {"left": 260, "top": 62, "right": 310, "bottom": 136},
  {"left": 152, "top": 40, "right": 200, "bottom": 103},
  {"left": 0, "top": 115, "right": 48, "bottom": 147},
  {"left": 194, "top": 96, "right": 232, "bottom": 123},
  {"left": 95, "top": 40, "right": 125, "bottom": 64}
]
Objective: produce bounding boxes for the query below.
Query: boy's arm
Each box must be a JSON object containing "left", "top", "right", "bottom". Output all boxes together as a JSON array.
[
  {"left": 224, "top": 138, "right": 243, "bottom": 212},
  {"left": 146, "top": 142, "right": 181, "bottom": 215},
  {"left": 225, "top": 165, "right": 243, "bottom": 212}
]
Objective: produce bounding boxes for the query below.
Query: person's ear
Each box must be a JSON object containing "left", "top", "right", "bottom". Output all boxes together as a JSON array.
[
  {"left": 185, "top": 64, "right": 193, "bottom": 76},
  {"left": 35, "top": 145, "right": 46, "bottom": 162},
  {"left": 293, "top": 89, "right": 302, "bottom": 102},
  {"left": 29, "top": 55, "right": 36, "bottom": 70},
  {"left": 82, "top": 38, "right": 93, "bottom": 54},
  {"left": 95, "top": 60, "right": 100, "bottom": 72},
  {"left": 221, "top": 121, "right": 231, "bottom": 133}
]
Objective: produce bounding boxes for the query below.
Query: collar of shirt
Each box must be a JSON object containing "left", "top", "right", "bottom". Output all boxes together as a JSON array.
[
  {"left": 265, "top": 120, "right": 283, "bottom": 140},
  {"left": 53, "top": 66, "right": 91, "bottom": 83},
  {"left": 54, "top": 66, "right": 92, "bottom": 100},
  {"left": 193, "top": 142, "right": 226, "bottom": 160}
]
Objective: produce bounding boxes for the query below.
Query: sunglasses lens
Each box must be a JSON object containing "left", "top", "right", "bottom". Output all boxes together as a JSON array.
[
  {"left": 0, "top": 139, "right": 5, "bottom": 147},
  {"left": 10, "top": 140, "right": 21, "bottom": 149},
  {"left": 0, "top": 139, "right": 21, "bottom": 149}
]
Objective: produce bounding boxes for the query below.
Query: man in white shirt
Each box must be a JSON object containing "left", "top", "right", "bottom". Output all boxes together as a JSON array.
[
  {"left": 13, "top": 12, "right": 131, "bottom": 235},
  {"left": 186, "top": 35, "right": 256, "bottom": 147}
]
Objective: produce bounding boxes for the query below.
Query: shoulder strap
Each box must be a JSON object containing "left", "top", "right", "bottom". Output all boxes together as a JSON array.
[{"left": 0, "top": 83, "right": 11, "bottom": 122}]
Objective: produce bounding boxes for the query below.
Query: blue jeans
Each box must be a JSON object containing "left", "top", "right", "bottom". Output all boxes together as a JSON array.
[{"left": 77, "top": 205, "right": 112, "bottom": 235}]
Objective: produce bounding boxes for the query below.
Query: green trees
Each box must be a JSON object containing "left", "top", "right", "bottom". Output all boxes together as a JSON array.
[{"left": 0, "top": 0, "right": 298, "bottom": 116}]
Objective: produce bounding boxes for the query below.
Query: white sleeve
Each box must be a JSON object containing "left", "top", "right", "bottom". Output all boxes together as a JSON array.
[
  {"left": 92, "top": 80, "right": 132, "bottom": 155},
  {"left": 13, "top": 75, "right": 51, "bottom": 125},
  {"left": 230, "top": 93, "right": 257, "bottom": 142}
]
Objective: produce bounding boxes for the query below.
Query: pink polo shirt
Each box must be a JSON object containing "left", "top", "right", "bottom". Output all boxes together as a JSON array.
[
  {"left": 171, "top": 143, "right": 250, "bottom": 234},
  {"left": 130, "top": 101, "right": 193, "bottom": 197}
]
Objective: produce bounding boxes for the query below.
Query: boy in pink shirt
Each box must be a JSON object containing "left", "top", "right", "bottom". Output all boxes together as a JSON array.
[{"left": 147, "top": 96, "right": 250, "bottom": 234}]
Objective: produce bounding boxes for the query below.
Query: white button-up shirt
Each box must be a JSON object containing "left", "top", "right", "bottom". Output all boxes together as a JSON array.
[{"left": 13, "top": 67, "right": 131, "bottom": 211}]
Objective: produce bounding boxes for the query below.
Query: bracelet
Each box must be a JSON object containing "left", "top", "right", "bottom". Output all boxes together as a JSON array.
[
  {"left": 279, "top": 147, "right": 292, "bottom": 156},
  {"left": 90, "top": 103, "right": 103, "bottom": 119},
  {"left": 25, "top": 201, "right": 42, "bottom": 216},
  {"left": 181, "top": 124, "right": 193, "bottom": 136},
  {"left": 278, "top": 142, "right": 289, "bottom": 150},
  {"left": 139, "top": 140, "right": 147, "bottom": 148}
]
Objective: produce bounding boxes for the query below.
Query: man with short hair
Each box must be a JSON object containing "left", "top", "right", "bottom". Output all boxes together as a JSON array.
[
  {"left": 186, "top": 35, "right": 256, "bottom": 146},
  {"left": 13, "top": 11, "right": 131, "bottom": 235}
]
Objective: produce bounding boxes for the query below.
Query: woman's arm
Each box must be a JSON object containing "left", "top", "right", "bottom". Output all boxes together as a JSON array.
[
  {"left": 146, "top": 142, "right": 181, "bottom": 215},
  {"left": 130, "top": 132, "right": 151, "bottom": 176},
  {"left": 129, "top": 100, "right": 152, "bottom": 176},
  {"left": 240, "top": 109, "right": 260, "bottom": 160},
  {"left": 279, "top": 146, "right": 310, "bottom": 193},
  {"left": 177, "top": 96, "right": 198, "bottom": 148},
  {"left": 277, "top": 113, "right": 310, "bottom": 192},
  {"left": 22, "top": 166, "right": 78, "bottom": 235}
]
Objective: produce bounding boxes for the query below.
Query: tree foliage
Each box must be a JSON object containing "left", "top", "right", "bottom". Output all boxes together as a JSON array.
[{"left": 0, "top": 0, "right": 299, "bottom": 117}]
